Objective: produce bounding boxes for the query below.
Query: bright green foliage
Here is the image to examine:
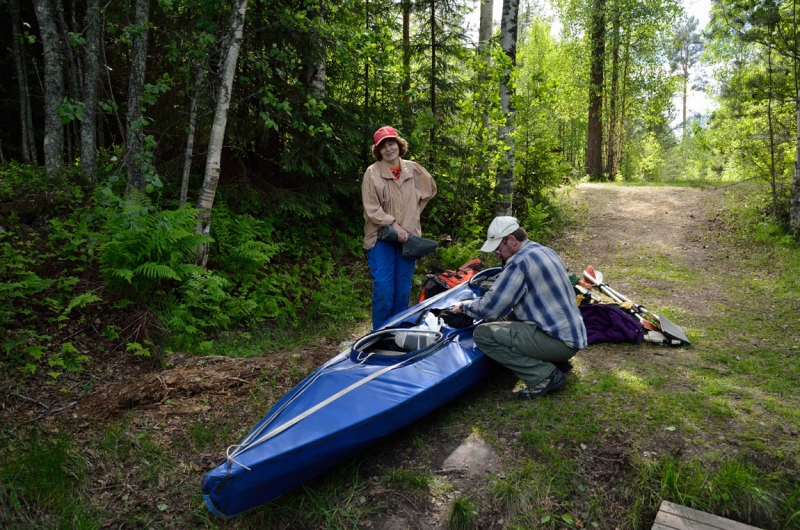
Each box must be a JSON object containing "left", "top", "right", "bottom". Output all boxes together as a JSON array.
[
  {"left": 99, "top": 203, "right": 211, "bottom": 295},
  {"left": 47, "top": 342, "right": 90, "bottom": 377},
  {"left": 208, "top": 205, "right": 281, "bottom": 276},
  {"left": 629, "top": 132, "right": 666, "bottom": 181},
  {"left": 701, "top": 0, "right": 799, "bottom": 226},
  {"left": 552, "top": 0, "right": 682, "bottom": 182},
  {"left": 515, "top": 17, "right": 572, "bottom": 193}
]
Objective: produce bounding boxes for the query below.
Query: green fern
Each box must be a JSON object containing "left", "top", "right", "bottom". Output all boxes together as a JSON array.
[
  {"left": 132, "top": 263, "right": 181, "bottom": 281},
  {"left": 63, "top": 292, "right": 102, "bottom": 315},
  {"left": 100, "top": 204, "right": 212, "bottom": 296},
  {"left": 209, "top": 206, "right": 281, "bottom": 271}
]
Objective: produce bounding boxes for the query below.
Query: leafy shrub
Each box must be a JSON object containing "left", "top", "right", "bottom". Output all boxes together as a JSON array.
[{"left": 99, "top": 201, "right": 211, "bottom": 296}]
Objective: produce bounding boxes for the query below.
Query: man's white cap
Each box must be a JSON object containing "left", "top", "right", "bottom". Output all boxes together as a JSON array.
[{"left": 480, "top": 216, "right": 520, "bottom": 252}]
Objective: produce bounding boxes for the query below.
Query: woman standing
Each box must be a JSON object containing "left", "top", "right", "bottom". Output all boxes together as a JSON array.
[{"left": 362, "top": 126, "right": 437, "bottom": 329}]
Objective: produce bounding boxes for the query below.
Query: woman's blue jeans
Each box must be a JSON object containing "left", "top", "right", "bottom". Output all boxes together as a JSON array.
[{"left": 367, "top": 240, "right": 416, "bottom": 329}]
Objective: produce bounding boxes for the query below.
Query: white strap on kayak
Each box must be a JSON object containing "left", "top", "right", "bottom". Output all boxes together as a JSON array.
[
  {"left": 226, "top": 358, "right": 405, "bottom": 466},
  {"left": 226, "top": 333, "right": 455, "bottom": 467}
]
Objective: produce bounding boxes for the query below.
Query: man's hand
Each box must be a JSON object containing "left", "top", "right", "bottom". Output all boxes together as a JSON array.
[{"left": 450, "top": 303, "right": 462, "bottom": 314}]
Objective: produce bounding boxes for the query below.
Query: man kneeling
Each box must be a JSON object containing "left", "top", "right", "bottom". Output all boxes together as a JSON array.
[{"left": 450, "top": 216, "right": 587, "bottom": 399}]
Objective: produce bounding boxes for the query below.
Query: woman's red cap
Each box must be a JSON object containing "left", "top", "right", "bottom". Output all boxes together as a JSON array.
[{"left": 373, "top": 126, "right": 398, "bottom": 146}]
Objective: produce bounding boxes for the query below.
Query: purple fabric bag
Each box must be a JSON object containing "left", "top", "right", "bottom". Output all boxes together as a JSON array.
[{"left": 579, "top": 304, "right": 644, "bottom": 344}]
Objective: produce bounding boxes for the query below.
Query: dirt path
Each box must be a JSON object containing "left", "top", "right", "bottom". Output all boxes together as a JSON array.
[{"left": 555, "top": 183, "right": 727, "bottom": 318}]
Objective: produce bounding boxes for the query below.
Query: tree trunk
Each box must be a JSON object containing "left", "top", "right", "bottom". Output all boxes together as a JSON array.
[
  {"left": 125, "top": 0, "right": 150, "bottom": 195},
  {"left": 55, "top": 1, "right": 82, "bottom": 99},
  {"left": 81, "top": 0, "right": 100, "bottom": 181},
  {"left": 11, "top": 0, "right": 36, "bottom": 164},
  {"left": 605, "top": 7, "right": 619, "bottom": 179},
  {"left": 364, "top": 0, "right": 370, "bottom": 111},
  {"left": 586, "top": 0, "right": 605, "bottom": 180},
  {"left": 303, "top": 10, "right": 326, "bottom": 99},
  {"left": 791, "top": 89, "right": 800, "bottom": 234},
  {"left": 180, "top": 63, "right": 205, "bottom": 208},
  {"left": 479, "top": 0, "right": 493, "bottom": 55},
  {"left": 101, "top": 15, "right": 125, "bottom": 144},
  {"left": 403, "top": 0, "right": 411, "bottom": 106},
  {"left": 430, "top": 0, "right": 436, "bottom": 116},
  {"left": 790, "top": 0, "right": 800, "bottom": 236},
  {"left": 56, "top": 0, "right": 81, "bottom": 165},
  {"left": 766, "top": 45, "right": 777, "bottom": 218},
  {"left": 196, "top": 0, "right": 248, "bottom": 268},
  {"left": 681, "top": 50, "right": 688, "bottom": 139},
  {"left": 33, "top": 0, "right": 64, "bottom": 178},
  {"left": 494, "top": 0, "right": 519, "bottom": 217},
  {"left": 479, "top": 0, "right": 493, "bottom": 131},
  {"left": 616, "top": 34, "right": 630, "bottom": 178}
]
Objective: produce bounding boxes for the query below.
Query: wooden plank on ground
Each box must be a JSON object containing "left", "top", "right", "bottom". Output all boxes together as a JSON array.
[{"left": 652, "top": 500, "right": 763, "bottom": 530}]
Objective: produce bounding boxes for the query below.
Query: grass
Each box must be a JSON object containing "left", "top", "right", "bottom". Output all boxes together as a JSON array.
[
  {"left": 0, "top": 428, "right": 97, "bottom": 529},
  {"left": 381, "top": 467, "right": 434, "bottom": 499},
  {"left": 447, "top": 495, "right": 478, "bottom": 530}
]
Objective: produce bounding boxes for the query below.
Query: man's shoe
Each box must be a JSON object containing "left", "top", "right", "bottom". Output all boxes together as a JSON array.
[
  {"left": 554, "top": 360, "right": 573, "bottom": 374},
  {"left": 518, "top": 369, "right": 566, "bottom": 400}
]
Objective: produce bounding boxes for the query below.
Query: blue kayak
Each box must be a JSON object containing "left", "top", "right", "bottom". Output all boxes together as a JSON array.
[{"left": 201, "top": 269, "right": 498, "bottom": 519}]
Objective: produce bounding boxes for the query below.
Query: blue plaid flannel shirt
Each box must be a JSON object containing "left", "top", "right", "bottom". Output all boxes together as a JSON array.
[{"left": 463, "top": 240, "right": 587, "bottom": 349}]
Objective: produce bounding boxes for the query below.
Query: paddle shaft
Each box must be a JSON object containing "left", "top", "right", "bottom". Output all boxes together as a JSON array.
[
  {"left": 583, "top": 266, "right": 662, "bottom": 330},
  {"left": 602, "top": 284, "right": 660, "bottom": 324}
]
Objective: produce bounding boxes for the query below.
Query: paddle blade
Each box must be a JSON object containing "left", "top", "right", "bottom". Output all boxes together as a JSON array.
[
  {"left": 658, "top": 314, "right": 691, "bottom": 346},
  {"left": 584, "top": 265, "right": 603, "bottom": 285}
]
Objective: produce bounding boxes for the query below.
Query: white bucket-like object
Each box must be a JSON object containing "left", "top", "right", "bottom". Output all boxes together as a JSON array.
[{"left": 394, "top": 330, "right": 439, "bottom": 351}]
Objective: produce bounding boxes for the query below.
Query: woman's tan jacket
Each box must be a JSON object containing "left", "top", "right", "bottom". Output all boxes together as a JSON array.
[{"left": 361, "top": 158, "right": 437, "bottom": 250}]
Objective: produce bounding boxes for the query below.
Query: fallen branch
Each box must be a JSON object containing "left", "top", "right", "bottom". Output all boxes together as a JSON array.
[
  {"left": 8, "top": 392, "right": 49, "bottom": 410},
  {"left": 9, "top": 401, "right": 78, "bottom": 434}
]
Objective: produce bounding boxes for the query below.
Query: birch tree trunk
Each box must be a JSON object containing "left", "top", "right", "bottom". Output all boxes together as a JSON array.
[
  {"left": 478, "top": 0, "right": 493, "bottom": 131},
  {"left": 180, "top": 63, "right": 205, "bottom": 208},
  {"left": 11, "top": 0, "right": 36, "bottom": 164},
  {"left": 493, "top": 0, "right": 519, "bottom": 217},
  {"left": 196, "top": 0, "right": 248, "bottom": 268},
  {"left": 479, "top": 0, "right": 493, "bottom": 52},
  {"left": 125, "top": 0, "right": 150, "bottom": 195},
  {"left": 586, "top": 0, "right": 605, "bottom": 180},
  {"left": 81, "top": 0, "right": 100, "bottom": 181},
  {"left": 33, "top": 0, "right": 64, "bottom": 178},
  {"left": 303, "top": 10, "right": 326, "bottom": 99}
]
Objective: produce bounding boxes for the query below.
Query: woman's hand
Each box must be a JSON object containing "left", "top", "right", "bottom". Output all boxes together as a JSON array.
[{"left": 392, "top": 222, "right": 409, "bottom": 243}]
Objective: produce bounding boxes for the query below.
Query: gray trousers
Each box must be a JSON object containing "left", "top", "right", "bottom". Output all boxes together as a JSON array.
[{"left": 473, "top": 321, "right": 578, "bottom": 387}]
